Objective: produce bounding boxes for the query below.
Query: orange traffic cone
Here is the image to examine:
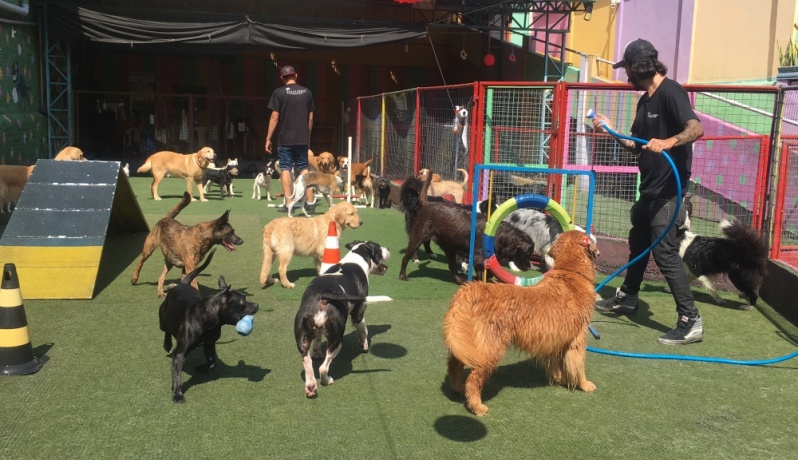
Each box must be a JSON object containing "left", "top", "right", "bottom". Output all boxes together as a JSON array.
[
  {"left": 1, "top": 263, "right": 43, "bottom": 376},
  {"left": 320, "top": 221, "right": 341, "bottom": 274}
]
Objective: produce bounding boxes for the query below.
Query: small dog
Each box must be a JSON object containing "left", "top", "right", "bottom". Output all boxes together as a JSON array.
[
  {"left": 506, "top": 208, "right": 597, "bottom": 272},
  {"left": 159, "top": 249, "right": 259, "bottom": 403},
  {"left": 418, "top": 168, "right": 469, "bottom": 204},
  {"left": 677, "top": 215, "right": 768, "bottom": 310},
  {"left": 338, "top": 157, "right": 374, "bottom": 196},
  {"left": 444, "top": 230, "right": 599, "bottom": 416},
  {"left": 295, "top": 241, "right": 390, "bottom": 397},
  {"left": 137, "top": 147, "right": 216, "bottom": 201},
  {"left": 131, "top": 192, "right": 244, "bottom": 297},
  {"left": 252, "top": 160, "right": 277, "bottom": 200},
  {"left": 203, "top": 158, "right": 239, "bottom": 197},
  {"left": 399, "top": 173, "right": 535, "bottom": 284},
  {"left": 260, "top": 201, "right": 363, "bottom": 289},
  {"left": 377, "top": 177, "right": 391, "bottom": 209},
  {"left": 359, "top": 165, "right": 375, "bottom": 208},
  {"left": 53, "top": 146, "right": 86, "bottom": 161},
  {"left": 286, "top": 171, "right": 343, "bottom": 217}
]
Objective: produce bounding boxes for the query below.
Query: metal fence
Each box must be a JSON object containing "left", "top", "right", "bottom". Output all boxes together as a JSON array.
[{"left": 354, "top": 81, "right": 798, "bottom": 273}]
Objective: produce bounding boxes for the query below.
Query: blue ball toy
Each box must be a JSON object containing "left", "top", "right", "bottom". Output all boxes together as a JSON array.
[{"left": 236, "top": 315, "right": 254, "bottom": 336}]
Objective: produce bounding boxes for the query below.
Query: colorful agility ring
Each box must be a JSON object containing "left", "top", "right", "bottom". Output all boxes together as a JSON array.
[{"left": 483, "top": 194, "right": 573, "bottom": 286}]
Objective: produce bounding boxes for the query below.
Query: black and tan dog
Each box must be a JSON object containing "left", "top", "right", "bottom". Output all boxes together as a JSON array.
[
  {"left": 203, "top": 159, "right": 239, "bottom": 198},
  {"left": 131, "top": 192, "right": 244, "bottom": 297},
  {"left": 294, "top": 241, "right": 390, "bottom": 397},
  {"left": 159, "top": 249, "right": 259, "bottom": 403}
]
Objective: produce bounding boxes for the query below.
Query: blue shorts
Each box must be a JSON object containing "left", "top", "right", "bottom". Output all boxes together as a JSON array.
[{"left": 277, "top": 145, "right": 309, "bottom": 173}]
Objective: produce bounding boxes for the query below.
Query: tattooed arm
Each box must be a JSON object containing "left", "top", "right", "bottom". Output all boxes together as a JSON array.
[{"left": 645, "top": 119, "right": 704, "bottom": 153}]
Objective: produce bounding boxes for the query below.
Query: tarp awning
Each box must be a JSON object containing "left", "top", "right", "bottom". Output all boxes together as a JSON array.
[{"left": 48, "top": 3, "right": 427, "bottom": 50}]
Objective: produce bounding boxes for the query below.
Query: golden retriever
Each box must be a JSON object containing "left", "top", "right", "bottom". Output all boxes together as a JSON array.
[
  {"left": 443, "top": 229, "right": 598, "bottom": 416},
  {"left": 54, "top": 146, "right": 86, "bottom": 161},
  {"left": 260, "top": 201, "right": 363, "bottom": 288},
  {"left": 137, "top": 147, "right": 216, "bottom": 202},
  {"left": 316, "top": 151, "right": 337, "bottom": 174},
  {"left": 417, "top": 168, "right": 468, "bottom": 204},
  {"left": 0, "top": 164, "right": 35, "bottom": 212}
]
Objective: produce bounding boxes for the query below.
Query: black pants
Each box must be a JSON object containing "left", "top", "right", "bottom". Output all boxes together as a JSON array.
[{"left": 620, "top": 196, "right": 698, "bottom": 318}]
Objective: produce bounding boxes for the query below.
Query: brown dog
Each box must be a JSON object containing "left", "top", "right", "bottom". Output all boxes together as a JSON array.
[
  {"left": 0, "top": 164, "right": 35, "bottom": 212},
  {"left": 137, "top": 147, "right": 216, "bottom": 202},
  {"left": 53, "top": 146, "right": 86, "bottom": 161},
  {"left": 316, "top": 151, "right": 338, "bottom": 174},
  {"left": 416, "top": 168, "right": 442, "bottom": 183},
  {"left": 421, "top": 168, "right": 468, "bottom": 204},
  {"left": 286, "top": 171, "right": 344, "bottom": 217},
  {"left": 359, "top": 165, "right": 375, "bottom": 208},
  {"left": 443, "top": 230, "right": 599, "bottom": 416},
  {"left": 131, "top": 192, "right": 243, "bottom": 297},
  {"left": 338, "top": 156, "right": 374, "bottom": 196},
  {"left": 260, "top": 201, "right": 363, "bottom": 288}
]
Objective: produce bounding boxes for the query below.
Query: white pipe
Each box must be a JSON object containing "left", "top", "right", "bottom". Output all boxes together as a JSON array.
[{"left": 0, "top": 0, "right": 30, "bottom": 16}]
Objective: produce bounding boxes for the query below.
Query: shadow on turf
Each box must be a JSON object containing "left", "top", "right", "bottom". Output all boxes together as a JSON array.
[
  {"left": 433, "top": 415, "right": 487, "bottom": 442},
  {"left": 96, "top": 232, "right": 148, "bottom": 296},
  {"left": 439, "top": 359, "right": 550, "bottom": 410},
  {"left": 180, "top": 354, "right": 271, "bottom": 397},
  {"left": 594, "top": 287, "right": 671, "bottom": 333}
]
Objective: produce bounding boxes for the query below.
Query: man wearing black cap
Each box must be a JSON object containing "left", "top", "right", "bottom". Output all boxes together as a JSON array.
[
  {"left": 591, "top": 39, "right": 705, "bottom": 345},
  {"left": 265, "top": 65, "right": 316, "bottom": 213}
]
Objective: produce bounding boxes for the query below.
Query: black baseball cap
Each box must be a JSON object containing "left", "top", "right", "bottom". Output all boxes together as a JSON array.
[
  {"left": 613, "top": 39, "right": 658, "bottom": 69},
  {"left": 280, "top": 65, "right": 296, "bottom": 78}
]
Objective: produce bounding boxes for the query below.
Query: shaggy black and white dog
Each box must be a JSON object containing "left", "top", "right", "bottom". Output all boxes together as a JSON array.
[{"left": 677, "top": 215, "right": 768, "bottom": 310}]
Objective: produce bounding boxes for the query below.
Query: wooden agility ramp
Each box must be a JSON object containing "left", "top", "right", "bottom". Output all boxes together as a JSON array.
[{"left": 0, "top": 160, "right": 148, "bottom": 299}]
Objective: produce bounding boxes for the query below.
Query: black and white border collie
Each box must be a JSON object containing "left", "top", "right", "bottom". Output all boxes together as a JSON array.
[
  {"left": 677, "top": 214, "right": 768, "bottom": 310},
  {"left": 506, "top": 208, "right": 596, "bottom": 272},
  {"left": 294, "top": 241, "right": 390, "bottom": 397}
]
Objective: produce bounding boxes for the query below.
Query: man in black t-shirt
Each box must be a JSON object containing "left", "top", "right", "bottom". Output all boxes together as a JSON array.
[
  {"left": 591, "top": 39, "right": 706, "bottom": 345},
  {"left": 265, "top": 65, "right": 316, "bottom": 213}
]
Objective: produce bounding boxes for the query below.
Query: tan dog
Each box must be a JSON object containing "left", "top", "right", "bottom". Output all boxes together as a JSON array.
[
  {"left": 307, "top": 149, "right": 318, "bottom": 170},
  {"left": 316, "top": 151, "right": 337, "bottom": 174},
  {"left": 286, "top": 171, "right": 343, "bottom": 217},
  {"left": 420, "top": 168, "right": 468, "bottom": 204},
  {"left": 443, "top": 230, "right": 599, "bottom": 416},
  {"left": 0, "top": 164, "right": 35, "bottom": 212},
  {"left": 416, "top": 168, "right": 442, "bottom": 183},
  {"left": 359, "top": 165, "right": 375, "bottom": 208},
  {"left": 260, "top": 201, "right": 363, "bottom": 289},
  {"left": 53, "top": 146, "right": 86, "bottom": 161},
  {"left": 338, "top": 157, "right": 375, "bottom": 196},
  {"left": 131, "top": 192, "right": 243, "bottom": 297},
  {"left": 137, "top": 147, "right": 216, "bottom": 202}
]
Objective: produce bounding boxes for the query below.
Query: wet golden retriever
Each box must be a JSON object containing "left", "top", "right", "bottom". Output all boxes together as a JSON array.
[
  {"left": 54, "top": 146, "right": 86, "bottom": 161},
  {"left": 443, "top": 229, "right": 598, "bottom": 416},
  {"left": 260, "top": 201, "right": 363, "bottom": 288},
  {"left": 137, "top": 147, "right": 216, "bottom": 202}
]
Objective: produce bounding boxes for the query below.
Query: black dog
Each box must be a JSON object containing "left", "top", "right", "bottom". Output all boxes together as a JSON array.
[
  {"left": 159, "top": 249, "right": 259, "bottom": 403},
  {"left": 677, "top": 214, "right": 768, "bottom": 310},
  {"left": 203, "top": 164, "right": 238, "bottom": 198},
  {"left": 294, "top": 241, "right": 390, "bottom": 398},
  {"left": 398, "top": 173, "right": 534, "bottom": 284},
  {"left": 377, "top": 177, "right": 392, "bottom": 209}
]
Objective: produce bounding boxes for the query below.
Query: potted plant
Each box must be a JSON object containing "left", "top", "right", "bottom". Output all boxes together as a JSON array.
[{"left": 777, "top": 23, "right": 798, "bottom": 83}]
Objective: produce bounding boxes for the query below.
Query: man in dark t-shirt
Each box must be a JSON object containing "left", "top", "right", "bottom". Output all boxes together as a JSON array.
[
  {"left": 265, "top": 65, "right": 316, "bottom": 213},
  {"left": 591, "top": 39, "right": 706, "bottom": 345}
]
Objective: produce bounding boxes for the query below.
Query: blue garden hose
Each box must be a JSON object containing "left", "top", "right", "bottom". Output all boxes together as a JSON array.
[{"left": 585, "top": 110, "right": 798, "bottom": 367}]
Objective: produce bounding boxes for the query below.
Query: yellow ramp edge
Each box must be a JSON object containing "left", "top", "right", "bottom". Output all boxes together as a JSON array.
[{"left": 0, "top": 246, "right": 104, "bottom": 299}]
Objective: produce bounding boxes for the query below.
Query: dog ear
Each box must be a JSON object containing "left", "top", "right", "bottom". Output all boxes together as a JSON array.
[
  {"left": 345, "top": 240, "right": 363, "bottom": 250},
  {"left": 218, "top": 209, "right": 231, "bottom": 223},
  {"left": 218, "top": 275, "right": 229, "bottom": 290}
]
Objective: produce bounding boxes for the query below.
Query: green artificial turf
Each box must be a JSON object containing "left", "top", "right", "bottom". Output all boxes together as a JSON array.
[{"left": 2, "top": 175, "right": 798, "bottom": 459}]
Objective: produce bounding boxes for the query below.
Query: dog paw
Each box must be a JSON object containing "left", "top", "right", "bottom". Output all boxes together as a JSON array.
[
  {"left": 281, "top": 282, "right": 296, "bottom": 289},
  {"left": 320, "top": 375, "right": 334, "bottom": 386},
  {"left": 399, "top": 274, "right": 409, "bottom": 281},
  {"left": 412, "top": 258, "right": 420, "bottom": 265},
  {"left": 305, "top": 383, "right": 318, "bottom": 398},
  {"left": 172, "top": 394, "right": 186, "bottom": 404},
  {"left": 580, "top": 381, "right": 597, "bottom": 392},
  {"left": 470, "top": 403, "right": 489, "bottom": 417},
  {"left": 738, "top": 304, "right": 755, "bottom": 311}
]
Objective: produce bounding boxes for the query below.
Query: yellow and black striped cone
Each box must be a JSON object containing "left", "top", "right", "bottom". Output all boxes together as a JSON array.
[{"left": 1, "top": 263, "right": 43, "bottom": 376}]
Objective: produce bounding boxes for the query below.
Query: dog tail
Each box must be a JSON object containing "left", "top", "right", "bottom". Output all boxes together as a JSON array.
[
  {"left": 180, "top": 248, "right": 217, "bottom": 286},
  {"left": 319, "top": 291, "right": 367, "bottom": 303},
  {"left": 720, "top": 219, "right": 769, "bottom": 269},
  {"left": 166, "top": 192, "right": 192, "bottom": 219},
  {"left": 137, "top": 158, "right": 152, "bottom": 174},
  {"left": 456, "top": 168, "right": 469, "bottom": 190}
]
